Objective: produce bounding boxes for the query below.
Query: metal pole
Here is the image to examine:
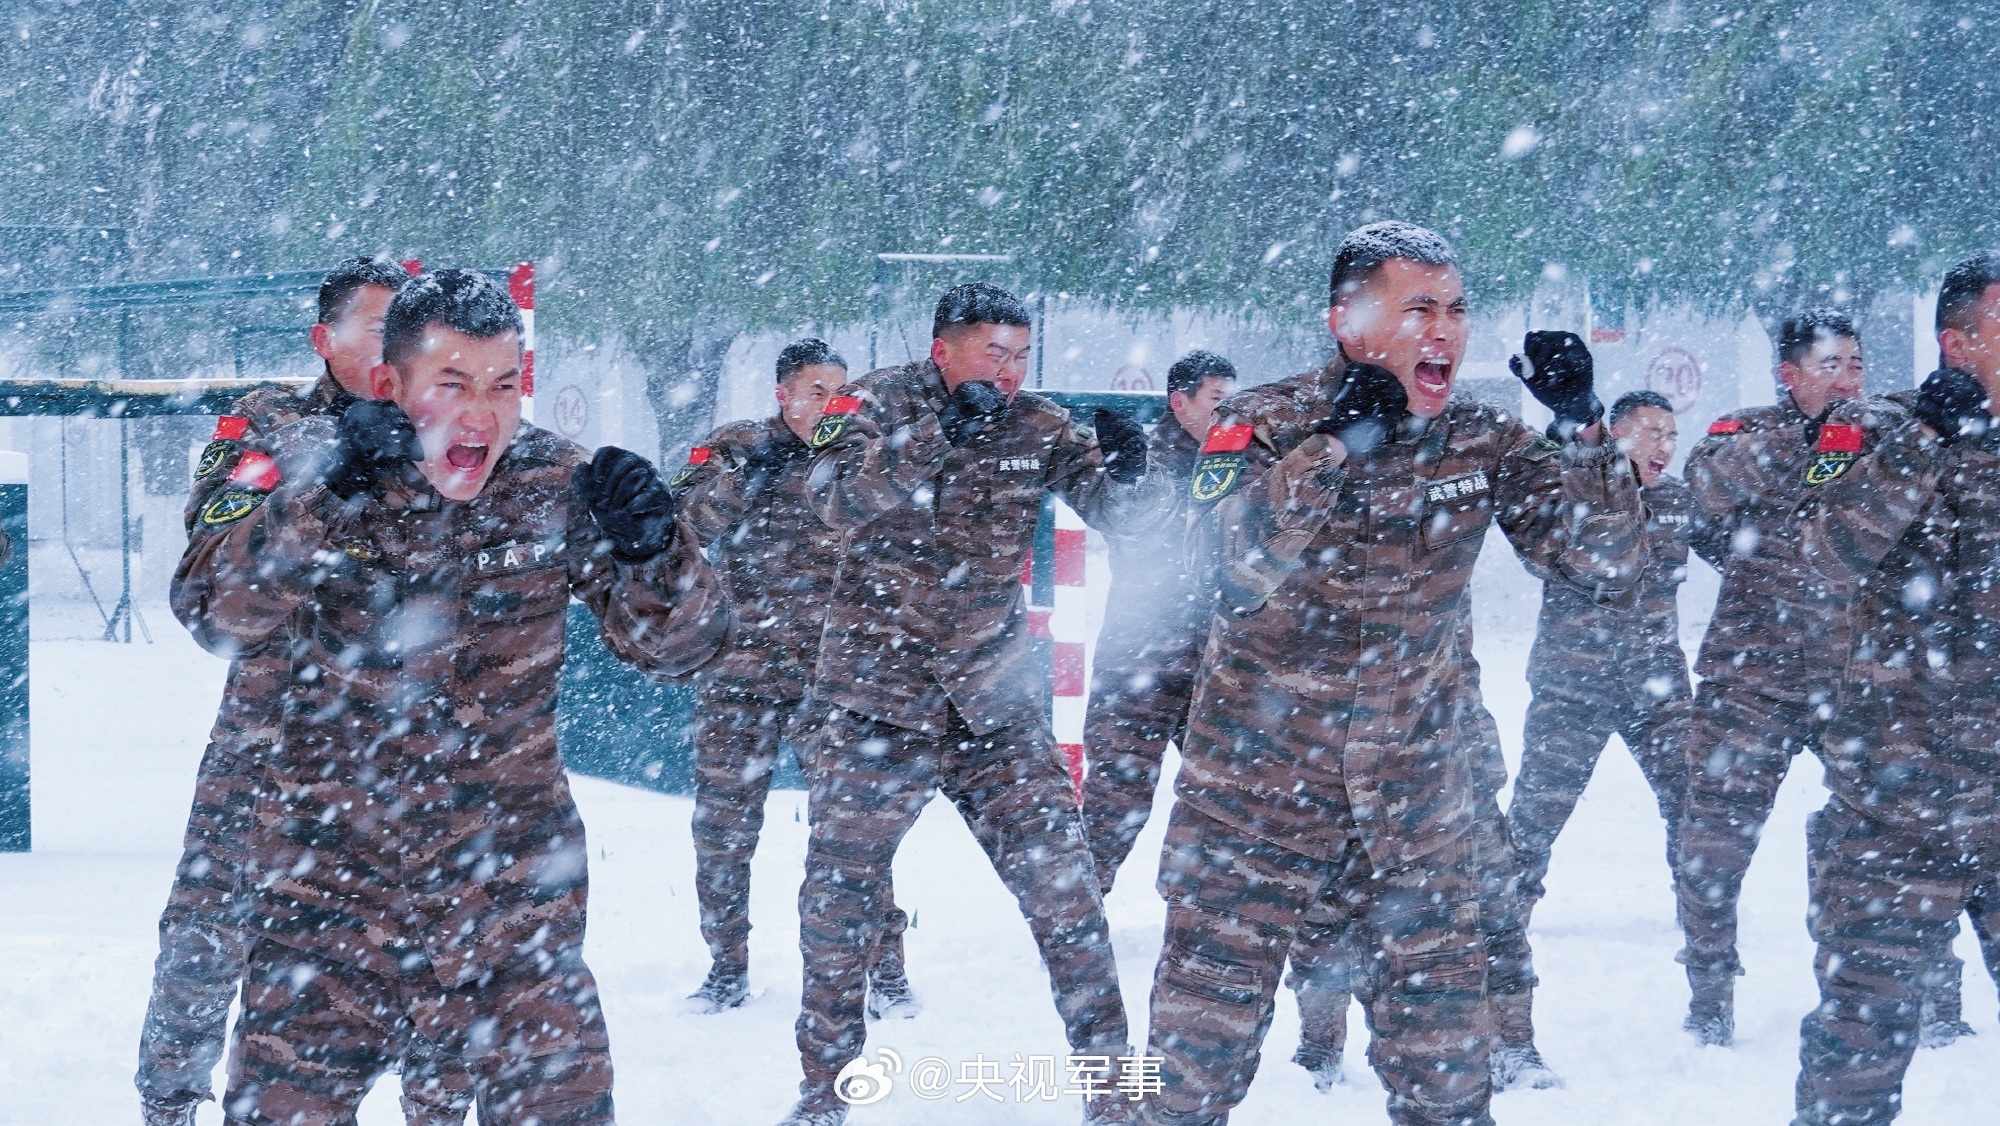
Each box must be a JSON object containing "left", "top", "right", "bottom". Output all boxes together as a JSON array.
[
  {"left": 104, "top": 418, "right": 132, "bottom": 643},
  {"left": 1036, "top": 292, "right": 1048, "bottom": 390}
]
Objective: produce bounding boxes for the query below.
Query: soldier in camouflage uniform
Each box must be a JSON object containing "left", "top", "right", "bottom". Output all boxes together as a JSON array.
[
  {"left": 1134, "top": 222, "right": 1644, "bottom": 1126},
  {"left": 1287, "top": 614, "right": 1556, "bottom": 1095},
  {"left": 778, "top": 284, "right": 1166, "bottom": 1126},
  {"left": 1675, "top": 309, "right": 1990, "bottom": 1047},
  {"left": 136, "top": 257, "right": 475, "bottom": 1126},
  {"left": 170, "top": 270, "right": 727, "bottom": 1126},
  {"left": 1082, "top": 349, "right": 1237, "bottom": 893},
  {"left": 671, "top": 339, "right": 916, "bottom": 1018},
  {"left": 1509, "top": 391, "right": 1721, "bottom": 915},
  {"left": 1788, "top": 252, "right": 2000, "bottom": 1125}
]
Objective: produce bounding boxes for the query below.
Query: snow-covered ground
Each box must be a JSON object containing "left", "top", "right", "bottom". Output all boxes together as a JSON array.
[{"left": 3, "top": 541, "right": 1997, "bottom": 1125}]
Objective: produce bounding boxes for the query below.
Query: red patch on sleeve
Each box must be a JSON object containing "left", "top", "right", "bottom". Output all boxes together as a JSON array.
[
  {"left": 226, "top": 451, "right": 282, "bottom": 492},
  {"left": 1706, "top": 419, "right": 1743, "bottom": 436},
  {"left": 1817, "top": 424, "right": 1864, "bottom": 453},
  {"left": 1202, "top": 424, "right": 1254, "bottom": 453},
  {"left": 213, "top": 415, "right": 250, "bottom": 440},
  {"left": 686, "top": 446, "right": 713, "bottom": 465},
  {"left": 825, "top": 395, "right": 862, "bottom": 416}
]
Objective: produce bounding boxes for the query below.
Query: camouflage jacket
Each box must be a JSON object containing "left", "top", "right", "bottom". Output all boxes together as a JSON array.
[
  {"left": 1180, "top": 358, "right": 1646, "bottom": 866},
  {"left": 1685, "top": 394, "right": 1853, "bottom": 704},
  {"left": 805, "top": 360, "right": 1170, "bottom": 735},
  {"left": 1525, "top": 474, "right": 1723, "bottom": 690},
  {"left": 170, "top": 421, "right": 728, "bottom": 987},
  {"left": 670, "top": 416, "right": 842, "bottom": 701},
  {"left": 1798, "top": 388, "right": 2000, "bottom": 850},
  {"left": 1099, "top": 416, "right": 1207, "bottom": 650},
  {"left": 184, "top": 373, "right": 353, "bottom": 766}
]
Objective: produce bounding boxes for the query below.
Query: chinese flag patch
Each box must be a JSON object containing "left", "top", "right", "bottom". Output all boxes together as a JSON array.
[
  {"left": 227, "top": 451, "right": 282, "bottom": 492},
  {"left": 1202, "top": 424, "right": 1254, "bottom": 453},
  {"left": 213, "top": 415, "right": 251, "bottom": 441},
  {"left": 1816, "top": 424, "right": 1864, "bottom": 453},
  {"left": 824, "top": 395, "right": 862, "bottom": 416},
  {"left": 1706, "top": 419, "right": 1743, "bottom": 436},
  {"left": 686, "top": 446, "right": 713, "bottom": 465}
]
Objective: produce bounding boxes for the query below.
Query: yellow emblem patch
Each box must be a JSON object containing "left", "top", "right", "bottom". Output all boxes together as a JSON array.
[
  {"left": 193, "top": 440, "right": 234, "bottom": 480},
  {"left": 198, "top": 488, "right": 264, "bottom": 528},
  {"left": 1803, "top": 452, "right": 1856, "bottom": 486}
]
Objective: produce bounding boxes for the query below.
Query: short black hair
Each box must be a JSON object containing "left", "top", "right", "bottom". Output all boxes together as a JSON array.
[
  {"left": 1776, "top": 308, "right": 1860, "bottom": 367},
  {"left": 317, "top": 255, "right": 407, "bottom": 325},
  {"left": 932, "top": 282, "right": 1031, "bottom": 339},
  {"left": 382, "top": 268, "right": 524, "bottom": 370},
  {"left": 1328, "top": 221, "right": 1458, "bottom": 307},
  {"left": 1609, "top": 390, "right": 1674, "bottom": 428},
  {"left": 1936, "top": 251, "right": 2000, "bottom": 335},
  {"left": 1166, "top": 350, "right": 1238, "bottom": 396},
  {"left": 776, "top": 338, "right": 846, "bottom": 382}
]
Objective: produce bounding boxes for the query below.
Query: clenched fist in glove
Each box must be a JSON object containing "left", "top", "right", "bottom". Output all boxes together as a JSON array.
[
  {"left": 577, "top": 446, "right": 679, "bottom": 562},
  {"left": 1914, "top": 367, "right": 1991, "bottom": 446},
  {"left": 1314, "top": 361, "right": 1409, "bottom": 457},
  {"left": 1092, "top": 408, "right": 1149, "bottom": 483},
  {"left": 1510, "top": 330, "right": 1603, "bottom": 436},
  {"left": 326, "top": 399, "right": 424, "bottom": 500},
  {"left": 939, "top": 380, "right": 1009, "bottom": 447}
]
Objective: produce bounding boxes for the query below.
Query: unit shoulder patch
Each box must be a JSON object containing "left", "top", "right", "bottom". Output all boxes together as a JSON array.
[
  {"left": 198, "top": 488, "right": 265, "bottom": 528},
  {"left": 811, "top": 396, "right": 863, "bottom": 449}
]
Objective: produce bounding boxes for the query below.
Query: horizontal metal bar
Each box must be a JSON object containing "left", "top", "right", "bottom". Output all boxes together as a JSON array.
[
  {"left": 0, "top": 378, "right": 311, "bottom": 417},
  {"left": 0, "top": 266, "right": 516, "bottom": 317},
  {"left": 873, "top": 253, "right": 1017, "bottom": 264},
  {"left": 1041, "top": 390, "right": 1167, "bottom": 425}
]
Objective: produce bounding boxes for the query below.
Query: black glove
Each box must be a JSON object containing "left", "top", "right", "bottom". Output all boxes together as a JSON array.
[
  {"left": 1509, "top": 330, "right": 1603, "bottom": 435},
  {"left": 1092, "top": 408, "right": 1149, "bottom": 483},
  {"left": 739, "top": 433, "right": 805, "bottom": 497},
  {"left": 938, "top": 380, "right": 1009, "bottom": 447},
  {"left": 326, "top": 399, "right": 424, "bottom": 500},
  {"left": 1312, "top": 361, "right": 1408, "bottom": 456},
  {"left": 577, "top": 446, "right": 678, "bottom": 562},
  {"left": 1914, "top": 367, "right": 1990, "bottom": 445}
]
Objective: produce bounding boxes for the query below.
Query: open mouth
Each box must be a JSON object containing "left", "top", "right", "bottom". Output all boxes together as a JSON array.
[
  {"left": 1648, "top": 458, "right": 1670, "bottom": 477},
  {"left": 445, "top": 443, "right": 489, "bottom": 471},
  {"left": 1413, "top": 360, "right": 1452, "bottom": 397}
]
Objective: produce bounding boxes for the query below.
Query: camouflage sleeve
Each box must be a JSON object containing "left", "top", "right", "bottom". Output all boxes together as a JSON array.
[
  {"left": 1192, "top": 425, "right": 1346, "bottom": 617},
  {"left": 1687, "top": 504, "right": 1731, "bottom": 570},
  {"left": 668, "top": 426, "right": 748, "bottom": 544},
  {"left": 1682, "top": 422, "right": 1759, "bottom": 531},
  {"left": 1043, "top": 411, "right": 1172, "bottom": 537},
  {"left": 1493, "top": 424, "right": 1646, "bottom": 606},
  {"left": 170, "top": 433, "right": 344, "bottom": 659},
  {"left": 184, "top": 409, "right": 263, "bottom": 533},
  {"left": 1797, "top": 400, "right": 1946, "bottom": 589},
  {"left": 567, "top": 492, "right": 730, "bottom": 681},
  {"left": 803, "top": 383, "right": 952, "bottom": 531}
]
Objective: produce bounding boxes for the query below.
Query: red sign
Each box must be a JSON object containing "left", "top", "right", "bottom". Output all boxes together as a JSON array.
[{"left": 1646, "top": 346, "right": 1703, "bottom": 414}]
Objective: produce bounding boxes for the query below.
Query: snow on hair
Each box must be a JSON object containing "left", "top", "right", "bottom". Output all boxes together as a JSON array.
[{"left": 1329, "top": 221, "right": 1459, "bottom": 304}]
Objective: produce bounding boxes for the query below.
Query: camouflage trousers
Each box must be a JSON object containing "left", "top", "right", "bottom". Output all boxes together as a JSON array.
[
  {"left": 224, "top": 939, "right": 611, "bottom": 1126},
  {"left": 1676, "top": 682, "right": 1821, "bottom": 977},
  {"left": 691, "top": 688, "right": 907, "bottom": 975},
  {"left": 1795, "top": 799, "right": 2000, "bottom": 1125},
  {"left": 1137, "top": 801, "right": 1492, "bottom": 1126},
  {"left": 1080, "top": 627, "right": 1202, "bottom": 893},
  {"left": 792, "top": 704, "right": 1128, "bottom": 1110},
  {"left": 1509, "top": 675, "right": 1690, "bottom": 907},
  {"left": 1288, "top": 792, "right": 1538, "bottom": 1059},
  {"left": 139, "top": 743, "right": 471, "bottom": 1121}
]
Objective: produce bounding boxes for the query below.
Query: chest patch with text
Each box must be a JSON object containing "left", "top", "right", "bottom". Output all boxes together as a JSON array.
[
  {"left": 471, "top": 541, "right": 561, "bottom": 572},
  {"left": 1425, "top": 471, "right": 1491, "bottom": 506}
]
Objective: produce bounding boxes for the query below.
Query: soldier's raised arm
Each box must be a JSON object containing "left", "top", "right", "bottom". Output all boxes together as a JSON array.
[
  {"left": 1489, "top": 332, "right": 1646, "bottom": 604},
  {"left": 570, "top": 446, "right": 729, "bottom": 680},
  {"left": 1797, "top": 376, "right": 1974, "bottom": 589},
  {"left": 169, "top": 412, "right": 385, "bottom": 658},
  {"left": 1041, "top": 404, "right": 1171, "bottom": 537},
  {"left": 803, "top": 380, "right": 953, "bottom": 532}
]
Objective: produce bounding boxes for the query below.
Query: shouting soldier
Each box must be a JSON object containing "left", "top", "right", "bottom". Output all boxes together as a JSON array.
[
  {"left": 171, "top": 269, "right": 726, "bottom": 1125},
  {"left": 1134, "top": 222, "right": 1644, "bottom": 1126}
]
